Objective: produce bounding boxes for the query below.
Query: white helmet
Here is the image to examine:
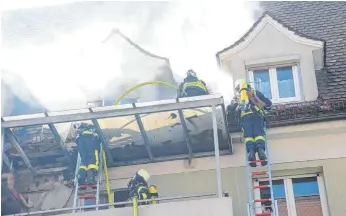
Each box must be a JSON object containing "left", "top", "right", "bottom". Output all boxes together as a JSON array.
[
  {"left": 187, "top": 69, "right": 197, "bottom": 77},
  {"left": 234, "top": 79, "right": 246, "bottom": 92},
  {"left": 137, "top": 169, "right": 151, "bottom": 182}
]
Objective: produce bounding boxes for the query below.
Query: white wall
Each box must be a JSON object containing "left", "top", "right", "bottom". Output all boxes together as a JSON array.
[
  {"left": 59, "top": 197, "right": 233, "bottom": 216},
  {"left": 220, "top": 22, "right": 323, "bottom": 101}
]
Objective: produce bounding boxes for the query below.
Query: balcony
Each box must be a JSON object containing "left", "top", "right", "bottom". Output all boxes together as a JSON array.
[{"left": 61, "top": 197, "right": 233, "bottom": 216}]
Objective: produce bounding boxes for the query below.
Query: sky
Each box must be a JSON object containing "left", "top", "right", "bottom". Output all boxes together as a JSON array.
[{"left": 1, "top": 0, "right": 260, "bottom": 112}]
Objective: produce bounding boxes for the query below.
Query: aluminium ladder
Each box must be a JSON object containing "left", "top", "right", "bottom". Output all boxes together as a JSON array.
[
  {"left": 72, "top": 143, "right": 113, "bottom": 212},
  {"left": 245, "top": 122, "right": 278, "bottom": 216}
]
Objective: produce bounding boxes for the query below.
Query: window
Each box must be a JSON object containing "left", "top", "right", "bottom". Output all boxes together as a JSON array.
[
  {"left": 79, "top": 189, "right": 130, "bottom": 210},
  {"left": 249, "top": 65, "right": 301, "bottom": 103},
  {"left": 80, "top": 195, "right": 110, "bottom": 211},
  {"left": 254, "top": 175, "right": 329, "bottom": 216},
  {"left": 114, "top": 188, "right": 130, "bottom": 208}
]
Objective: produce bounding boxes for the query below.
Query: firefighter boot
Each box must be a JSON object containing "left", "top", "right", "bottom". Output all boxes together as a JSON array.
[
  {"left": 87, "top": 169, "right": 97, "bottom": 186},
  {"left": 77, "top": 168, "right": 87, "bottom": 186},
  {"left": 257, "top": 147, "right": 267, "bottom": 166},
  {"left": 248, "top": 147, "right": 256, "bottom": 167}
]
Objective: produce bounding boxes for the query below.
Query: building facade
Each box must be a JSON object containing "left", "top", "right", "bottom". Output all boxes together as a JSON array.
[{"left": 2, "top": 2, "right": 346, "bottom": 216}]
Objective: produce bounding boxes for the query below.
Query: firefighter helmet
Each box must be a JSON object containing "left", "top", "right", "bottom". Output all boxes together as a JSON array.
[
  {"left": 148, "top": 185, "right": 158, "bottom": 194},
  {"left": 186, "top": 69, "right": 197, "bottom": 77},
  {"left": 234, "top": 79, "right": 246, "bottom": 92},
  {"left": 137, "top": 169, "right": 151, "bottom": 182}
]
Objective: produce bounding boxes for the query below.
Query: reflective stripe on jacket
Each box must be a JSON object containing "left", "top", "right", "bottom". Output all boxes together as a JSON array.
[
  {"left": 182, "top": 80, "right": 207, "bottom": 92},
  {"left": 239, "top": 88, "right": 264, "bottom": 118}
]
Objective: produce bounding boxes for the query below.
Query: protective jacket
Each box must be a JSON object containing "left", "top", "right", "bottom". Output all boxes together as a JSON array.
[
  {"left": 76, "top": 127, "right": 101, "bottom": 184},
  {"left": 227, "top": 87, "right": 272, "bottom": 159},
  {"left": 179, "top": 75, "right": 208, "bottom": 97}
]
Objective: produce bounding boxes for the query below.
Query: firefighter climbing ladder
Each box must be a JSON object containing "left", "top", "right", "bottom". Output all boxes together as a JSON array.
[
  {"left": 72, "top": 144, "right": 113, "bottom": 212},
  {"left": 245, "top": 122, "right": 278, "bottom": 216}
]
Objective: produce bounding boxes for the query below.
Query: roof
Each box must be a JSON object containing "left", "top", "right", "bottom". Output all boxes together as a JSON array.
[
  {"left": 2, "top": 95, "right": 232, "bottom": 172},
  {"left": 258, "top": 1, "right": 346, "bottom": 100},
  {"left": 216, "top": 13, "right": 324, "bottom": 60},
  {"left": 1, "top": 71, "right": 45, "bottom": 116},
  {"left": 88, "top": 28, "right": 177, "bottom": 102},
  {"left": 217, "top": 2, "right": 346, "bottom": 100},
  {"left": 103, "top": 29, "right": 170, "bottom": 61}
]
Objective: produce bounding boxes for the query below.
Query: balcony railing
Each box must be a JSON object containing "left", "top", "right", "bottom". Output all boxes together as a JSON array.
[{"left": 3, "top": 193, "right": 234, "bottom": 216}]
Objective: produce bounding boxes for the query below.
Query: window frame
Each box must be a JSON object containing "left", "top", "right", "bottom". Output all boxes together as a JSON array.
[
  {"left": 253, "top": 174, "right": 330, "bottom": 216},
  {"left": 248, "top": 65, "right": 301, "bottom": 104}
]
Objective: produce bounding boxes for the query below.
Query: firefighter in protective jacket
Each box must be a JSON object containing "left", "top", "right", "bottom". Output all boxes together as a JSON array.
[
  {"left": 127, "top": 169, "right": 151, "bottom": 204},
  {"left": 74, "top": 123, "right": 100, "bottom": 185},
  {"left": 227, "top": 79, "right": 272, "bottom": 167},
  {"left": 179, "top": 69, "right": 209, "bottom": 97},
  {"left": 148, "top": 185, "right": 159, "bottom": 204}
]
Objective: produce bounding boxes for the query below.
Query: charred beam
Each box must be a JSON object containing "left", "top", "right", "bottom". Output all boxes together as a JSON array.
[
  {"left": 176, "top": 102, "right": 193, "bottom": 164},
  {"left": 132, "top": 103, "right": 153, "bottom": 160},
  {"left": 4, "top": 128, "right": 35, "bottom": 173},
  {"left": 2, "top": 152, "right": 12, "bottom": 171},
  {"left": 44, "top": 113, "right": 73, "bottom": 167}
]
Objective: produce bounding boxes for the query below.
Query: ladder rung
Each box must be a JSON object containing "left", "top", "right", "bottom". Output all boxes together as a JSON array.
[
  {"left": 255, "top": 212, "right": 271, "bottom": 216},
  {"left": 79, "top": 194, "right": 96, "bottom": 199},
  {"left": 252, "top": 171, "right": 268, "bottom": 176},
  {"left": 254, "top": 198, "right": 271, "bottom": 203},
  {"left": 255, "top": 205, "right": 273, "bottom": 208},
  {"left": 253, "top": 185, "right": 270, "bottom": 189},
  {"left": 249, "top": 159, "right": 266, "bottom": 163},
  {"left": 79, "top": 184, "right": 97, "bottom": 189}
]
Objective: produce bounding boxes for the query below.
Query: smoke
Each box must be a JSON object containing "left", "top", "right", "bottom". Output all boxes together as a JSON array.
[{"left": 1, "top": 1, "right": 258, "bottom": 112}]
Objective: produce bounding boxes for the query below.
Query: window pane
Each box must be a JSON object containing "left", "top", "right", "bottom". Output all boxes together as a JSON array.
[
  {"left": 276, "top": 66, "right": 296, "bottom": 98},
  {"left": 293, "top": 177, "right": 323, "bottom": 216},
  {"left": 253, "top": 69, "right": 272, "bottom": 99},
  {"left": 114, "top": 189, "right": 130, "bottom": 208},
  {"left": 260, "top": 180, "right": 288, "bottom": 215},
  {"left": 292, "top": 177, "right": 319, "bottom": 196}
]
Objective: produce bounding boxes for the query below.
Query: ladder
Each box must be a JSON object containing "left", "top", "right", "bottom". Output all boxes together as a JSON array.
[
  {"left": 245, "top": 122, "right": 278, "bottom": 216},
  {"left": 72, "top": 144, "right": 113, "bottom": 212}
]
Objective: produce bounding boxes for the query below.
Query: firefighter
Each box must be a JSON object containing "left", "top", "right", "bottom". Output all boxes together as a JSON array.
[
  {"left": 148, "top": 185, "right": 159, "bottom": 204},
  {"left": 127, "top": 169, "right": 151, "bottom": 205},
  {"left": 179, "top": 69, "right": 209, "bottom": 97},
  {"left": 227, "top": 79, "right": 272, "bottom": 167},
  {"left": 74, "top": 123, "right": 100, "bottom": 185}
]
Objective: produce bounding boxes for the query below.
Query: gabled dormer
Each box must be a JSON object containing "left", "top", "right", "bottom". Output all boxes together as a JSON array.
[{"left": 217, "top": 13, "right": 325, "bottom": 104}]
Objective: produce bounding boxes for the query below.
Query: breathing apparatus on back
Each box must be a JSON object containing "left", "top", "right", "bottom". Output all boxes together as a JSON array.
[{"left": 235, "top": 79, "right": 251, "bottom": 111}]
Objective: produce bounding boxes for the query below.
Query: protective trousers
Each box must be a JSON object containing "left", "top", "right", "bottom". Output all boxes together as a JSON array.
[
  {"left": 77, "top": 134, "right": 100, "bottom": 185},
  {"left": 240, "top": 113, "right": 266, "bottom": 158},
  {"left": 77, "top": 150, "right": 99, "bottom": 185},
  {"left": 137, "top": 185, "right": 150, "bottom": 201}
]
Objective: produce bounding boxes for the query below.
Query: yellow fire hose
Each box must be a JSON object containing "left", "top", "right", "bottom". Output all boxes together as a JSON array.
[
  {"left": 109, "top": 81, "right": 178, "bottom": 215},
  {"left": 102, "top": 150, "right": 114, "bottom": 208},
  {"left": 132, "top": 197, "right": 138, "bottom": 216},
  {"left": 113, "top": 81, "right": 180, "bottom": 105}
]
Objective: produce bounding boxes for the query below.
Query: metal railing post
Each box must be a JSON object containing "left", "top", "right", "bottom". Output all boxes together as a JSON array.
[
  {"left": 274, "top": 199, "right": 279, "bottom": 216},
  {"left": 212, "top": 105, "right": 222, "bottom": 198}
]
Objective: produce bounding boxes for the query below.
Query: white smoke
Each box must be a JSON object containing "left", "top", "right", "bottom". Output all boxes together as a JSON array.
[{"left": 1, "top": 0, "right": 258, "bottom": 111}]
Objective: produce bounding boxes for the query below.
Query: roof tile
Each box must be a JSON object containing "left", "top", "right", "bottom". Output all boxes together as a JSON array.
[{"left": 260, "top": 1, "right": 346, "bottom": 100}]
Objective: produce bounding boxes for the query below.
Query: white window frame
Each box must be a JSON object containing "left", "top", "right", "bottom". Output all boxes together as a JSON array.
[
  {"left": 253, "top": 174, "right": 330, "bottom": 216},
  {"left": 249, "top": 65, "right": 301, "bottom": 104}
]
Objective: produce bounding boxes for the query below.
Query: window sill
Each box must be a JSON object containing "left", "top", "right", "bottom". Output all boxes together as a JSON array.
[{"left": 272, "top": 98, "right": 302, "bottom": 105}]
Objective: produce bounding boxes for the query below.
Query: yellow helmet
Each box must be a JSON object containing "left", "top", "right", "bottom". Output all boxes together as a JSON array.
[
  {"left": 137, "top": 169, "right": 151, "bottom": 182},
  {"left": 234, "top": 79, "right": 247, "bottom": 92},
  {"left": 148, "top": 185, "right": 158, "bottom": 194}
]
